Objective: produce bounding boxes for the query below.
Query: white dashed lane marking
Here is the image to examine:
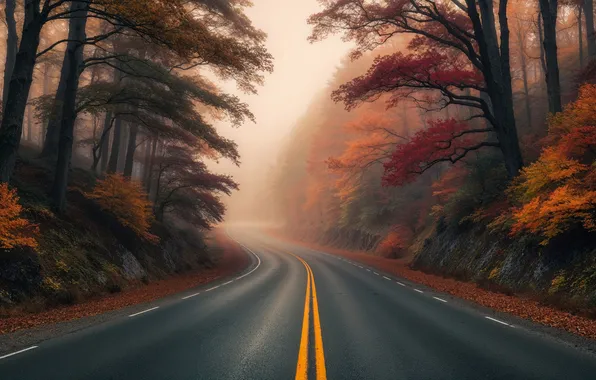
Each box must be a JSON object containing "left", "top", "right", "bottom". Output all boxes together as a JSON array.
[
  {"left": 0, "top": 346, "right": 38, "bottom": 360},
  {"left": 129, "top": 307, "right": 159, "bottom": 318},
  {"left": 485, "top": 316, "right": 512, "bottom": 327}
]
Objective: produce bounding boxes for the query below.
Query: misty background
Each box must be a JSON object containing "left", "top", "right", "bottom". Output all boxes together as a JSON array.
[{"left": 214, "top": 0, "right": 351, "bottom": 222}]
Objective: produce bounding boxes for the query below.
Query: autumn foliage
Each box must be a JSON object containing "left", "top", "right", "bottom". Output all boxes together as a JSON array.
[
  {"left": 0, "top": 184, "right": 38, "bottom": 249},
  {"left": 383, "top": 119, "right": 485, "bottom": 186},
  {"left": 87, "top": 174, "right": 158, "bottom": 244},
  {"left": 507, "top": 85, "right": 596, "bottom": 244},
  {"left": 376, "top": 225, "right": 412, "bottom": 259}
]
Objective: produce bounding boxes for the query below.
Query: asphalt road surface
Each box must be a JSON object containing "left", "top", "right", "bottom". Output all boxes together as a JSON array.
[{"left": 2, "top": 227, "right": 596, "bottom": 379}]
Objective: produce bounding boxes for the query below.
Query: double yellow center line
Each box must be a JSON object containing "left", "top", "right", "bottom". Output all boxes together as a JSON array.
[{"left": 288, "top": 252, "right": 327, "bottom": 380}]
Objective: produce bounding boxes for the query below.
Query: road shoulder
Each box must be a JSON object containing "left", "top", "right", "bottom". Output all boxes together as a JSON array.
[
  {"left": 269, "top": 232, "right": 596, "bottom": 351},
  {"left": 0, "top": 229, "right": 253, "bottom": 355}
]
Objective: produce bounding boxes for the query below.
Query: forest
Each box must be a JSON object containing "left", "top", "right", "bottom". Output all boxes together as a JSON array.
[
  {"left": 1, "top": 0, "right": 596, "bottom": 316},
  {"left": 260, "top": 0, "right": 596, "bottom": 301},
  {"left": 0, "top": 0, "right": 271, "bottom": 309}
]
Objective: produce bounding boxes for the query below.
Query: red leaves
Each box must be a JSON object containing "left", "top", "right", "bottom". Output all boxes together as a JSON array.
[
  {"left": 382, "top": 119, "right": 480, "bottom": 186},
  {"left": 332, "top": 50, "right": 483, "bottom": 110}
]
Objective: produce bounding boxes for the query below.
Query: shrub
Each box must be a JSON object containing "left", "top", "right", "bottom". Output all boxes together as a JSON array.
[
  {"left": 86, "top": 174, "right": 158, "bottom": 243},
  {"left": 0, "top": 183, "right": 39, "bottom": 249},
  {"left": 376, "top": 225, "right": 412, "bottom": 258}
]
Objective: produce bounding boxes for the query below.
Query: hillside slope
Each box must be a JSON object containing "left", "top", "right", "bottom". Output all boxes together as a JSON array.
[{"left": 1, "top": 147, "right": 218, "bottom": 315}]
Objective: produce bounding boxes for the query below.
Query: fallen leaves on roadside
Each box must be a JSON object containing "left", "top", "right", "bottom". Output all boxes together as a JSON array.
[
  {"left": 285, "top": 236, "right": 596, "bottom": 341},
  {"left": 0, "top": 230, "right": 250, "bottom": 335}
]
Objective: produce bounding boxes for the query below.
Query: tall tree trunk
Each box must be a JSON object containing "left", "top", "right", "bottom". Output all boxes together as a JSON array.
[
  {"left": 51, "top": 1, "right": 89, "bottom": 214},
  {"left": 3, "top": 0, "right": 18, "bottom": 112},
  {"left": 585, "top": 0, "right": 596, "bottom": 59},
  {"left": 145, "top": 135, "right": 158, "bottom": 193},
  {"left": 142, "top": 137, "right": 151, "bottom": 181},
  {"left": 579, "top": 6, "right": 584, "bottom": 69},
  {"left": 539, "top": 0, "right": 563, "bottom": 114},
  {"left": 92, "top": 113, "right": 113, "bottom": 173},
  {"left": 470, "top": 0, "right": 524, "bottom": 177},
  {"left": 517, "top": 28, "right": 532, "bottom": 127},
  {"left": 117, "top": 122, "right": 128, "bottom": 172},
  {"left": 40, "top": 62, "right": 51, "bottom": 144},
  {"left": 0, "top": 1, "right": 44, "bottom": 183},
  {"left": 26, "top": 104, "right": 33, "bottom": 141},
  {"left": 40, "top": 0, "right": 90, "bottom": 159},
  {"left": 107, "top": 117, "right": 122, "bottom": 173},
  {"left": 99, "top": 112, "right": 112, "bottom": 173},
  {"left": 123, "top": 123, "right": 138, "bottom": 178},
  {"left": 537, "top": 17, "right": 547, "bottom": 81}
]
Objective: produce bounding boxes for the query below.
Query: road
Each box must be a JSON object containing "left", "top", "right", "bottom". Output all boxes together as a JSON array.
[{"left": 2, "top": 227, "right": 596, "bottom": 379}]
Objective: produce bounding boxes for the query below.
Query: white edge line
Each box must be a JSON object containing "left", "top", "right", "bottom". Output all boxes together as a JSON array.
[
  {"left": 383, "top": 276, "right": 391, "bottom": 280},
  {"left": 433, "top": 296, "right": 448, "bottom": 303},
  {"left": 0, "top": 346, "right": 38, "bottom": 360},
  {"left": 232, "top": 240, "right": 262, "bottom": 281},
  {"left": 396, "top": 282, "right": 406, "bottom": 286},
  {"left": 414, "top": 289, "right": 424, "bottom": 293},
  {"left": 485, "top": 316, "right": 511, "bottom": 327},
  {"left": 182, "top": 231, "right": 261, "bottom": 301},
  {"left": 128, "top": 306, "right": 159, "bottom": 318}
]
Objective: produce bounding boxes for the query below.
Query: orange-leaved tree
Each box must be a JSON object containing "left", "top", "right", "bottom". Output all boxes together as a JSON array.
[
  {"left": 507, "top": 85, "right": 596, "bottom": 245},
  {"left": 376, "top": 225, "right": 412, "bottom": 259},
  {"left": 87, "top": 174, "right": 158, "bottom": 243},
  {"left": 0, "top": 183, "right": 38, "bottom": 249}
]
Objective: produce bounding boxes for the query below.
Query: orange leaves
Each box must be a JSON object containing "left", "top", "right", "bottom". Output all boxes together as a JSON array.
[
  {"left": 0, "top": 184, "right": 38, "bottom": 249},
  {"left": 376, "top": 225, "right": 412, "bottom": 259},
  {"left": 507, "top": 84, "right": 596, "bottom": 244},
  {"left": 86, "top": 174, "right": 158, "bottom": 244},
  {"left": 511, "top": 186, "right": 596, "bottom": 245},
  {"left": 511, "top": 147, "right": 588, "bottom": 201}
]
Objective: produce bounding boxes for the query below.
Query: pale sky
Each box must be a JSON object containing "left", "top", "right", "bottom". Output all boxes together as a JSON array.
[{"left": 215, "top": 0, "right": 352, "bottom": 220}]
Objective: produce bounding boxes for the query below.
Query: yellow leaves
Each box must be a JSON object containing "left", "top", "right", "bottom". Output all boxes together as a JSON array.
[
  {"left": 548, "top": 84, "right": 596, "bottom": 138},
  {"left": 0, "top": 183, "right": 39, "bottom": 249},
  {"left": 511, "top": 147, "right": 588, "bottom": 201},
  {"left": 86, "top": 174, "right": 159, "bottom": 244}
]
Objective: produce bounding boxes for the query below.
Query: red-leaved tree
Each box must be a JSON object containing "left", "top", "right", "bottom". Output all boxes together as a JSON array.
[
  {"left": 309, "top": 0, "right": 524, "bottom": 179},
  {"left": 382, "top": 118, "right": 493, "bottom": 185}
]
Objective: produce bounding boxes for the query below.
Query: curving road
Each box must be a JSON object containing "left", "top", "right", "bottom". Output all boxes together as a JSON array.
[{"left": 2, "top": 227, "right": 596, "bottom": 379}]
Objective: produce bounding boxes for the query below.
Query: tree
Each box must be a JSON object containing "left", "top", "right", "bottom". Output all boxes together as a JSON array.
[
  {"left": 50, "top": 0, "right": 90, "bottom": 213},
  {"left": 506, "top": 84, "right": 596, "bottom": 244},
  {"left": 309, "top": 0, "right": 524, "bottom": 178},
  {"left": 0, "top": 183, "right": 39, "bottom": 249},
  {"left": 0, "top": 0, "right": 272, "bottom": 183},
  {"left": 539, "top": 0, "right": 563, "bottom": 114},
  {"left": 86, "top": 173, "right": 158, "bottom": 243},
  {"left": 584, "top": 0, "right": 596, "bottom": 59},
  {"left": 381, "top": 118, "right": 494, "bottom": 185},
  {"left": 153, "top": 144, "right": 238, "bottom": 228},
  {"left": 2, "top": 0, "right": 18, "bottom": 112}
]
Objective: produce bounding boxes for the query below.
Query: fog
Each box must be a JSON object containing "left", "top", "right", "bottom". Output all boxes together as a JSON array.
[{"left": 214, "top": 0, "right": 351, "bottom": 222}]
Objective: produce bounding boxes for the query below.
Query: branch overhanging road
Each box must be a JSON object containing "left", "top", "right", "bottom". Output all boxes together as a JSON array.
[{"left": 2, "top": 227, "right": 596, "bottom": 379}]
